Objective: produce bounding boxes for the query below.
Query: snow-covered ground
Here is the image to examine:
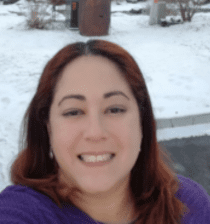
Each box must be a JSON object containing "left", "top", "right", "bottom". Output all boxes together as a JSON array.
[{"left": 0, "top": 0, "right": 210, "bottom": 191}]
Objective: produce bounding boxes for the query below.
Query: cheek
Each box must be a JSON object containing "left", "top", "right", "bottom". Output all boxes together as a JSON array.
[
  {"left": 127, "top": 113, "right": 142, "bottom": 143},
  {"left": 126, "top": 115, "right": 142, "bottom": 161},
  {"left": 50, "top": 120, "right": 73, "bottom": 146}
]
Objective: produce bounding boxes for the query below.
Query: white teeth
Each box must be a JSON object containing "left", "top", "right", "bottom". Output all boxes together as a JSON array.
[{"left": 80, "top": 154, "right": 113, "bottom": 163}]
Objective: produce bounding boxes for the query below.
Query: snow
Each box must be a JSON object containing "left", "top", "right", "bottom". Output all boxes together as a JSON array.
[{"left": 0, "top": 0, "right": 210, "bottom": 191}]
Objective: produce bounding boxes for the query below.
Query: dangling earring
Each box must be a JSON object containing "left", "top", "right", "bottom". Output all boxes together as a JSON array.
[{"left": 49, "top": 148, "right": 54, "bottom": 159}]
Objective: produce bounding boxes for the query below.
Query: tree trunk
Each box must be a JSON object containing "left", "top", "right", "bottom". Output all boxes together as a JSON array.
[{"left": 179, "top": 2, "right": 186, "bottom": 21}]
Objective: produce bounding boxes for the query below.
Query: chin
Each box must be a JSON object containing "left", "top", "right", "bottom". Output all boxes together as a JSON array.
[{"left": 79, "top": 179, "right": 116, "bottom": 195}]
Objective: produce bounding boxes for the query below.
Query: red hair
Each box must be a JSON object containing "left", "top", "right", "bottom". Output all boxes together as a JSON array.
[{"left": 10, "top": 39, "right": 188, "bottom": 224}]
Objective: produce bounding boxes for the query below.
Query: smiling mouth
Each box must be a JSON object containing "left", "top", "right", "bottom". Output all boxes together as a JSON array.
[{"left": 78, "top": 154, "right": 115, "bottom": 163}]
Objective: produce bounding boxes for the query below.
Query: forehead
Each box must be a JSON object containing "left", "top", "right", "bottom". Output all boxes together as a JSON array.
[{"left": 55, "top": 55, "right": 132, "bottom": 98}]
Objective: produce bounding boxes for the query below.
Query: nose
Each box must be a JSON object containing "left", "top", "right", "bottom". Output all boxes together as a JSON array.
[{"left": 83, "top": 113, "right": 107, "bottom": 142}]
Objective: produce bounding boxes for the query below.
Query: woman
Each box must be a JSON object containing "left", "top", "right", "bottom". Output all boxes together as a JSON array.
[{"left": 0, "top": 39, "right": 209, "bottom": 224}]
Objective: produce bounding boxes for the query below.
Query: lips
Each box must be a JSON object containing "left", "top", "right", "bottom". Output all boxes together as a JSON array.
[
  {"left": 80, "top": 154, "right": 115, "bottom": 162},
  {"left": 77, "top": 151, "right": 115, "bottom": 156},
  {"left": 77, "top": 152, "right": 115, "bottom": 162}
]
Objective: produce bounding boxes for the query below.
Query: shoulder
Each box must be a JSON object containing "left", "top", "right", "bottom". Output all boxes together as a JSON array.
[
  {"left": 175, "top": 174, "right": 210, "bottom": 224},
  {"left": 0, "top": 185, "right": 63, "bottom": 224},
  {"left": 0, "top": 185, "right": 94, "bottom": 224}
]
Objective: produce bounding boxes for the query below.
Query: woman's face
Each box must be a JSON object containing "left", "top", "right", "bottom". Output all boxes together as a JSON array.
[{"left": 47, "top": 55, "right": 143, "bottom": 196}]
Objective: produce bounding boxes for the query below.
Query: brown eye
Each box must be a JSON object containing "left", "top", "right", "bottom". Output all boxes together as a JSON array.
[
  {"left": 63, "top": 107, "right": 126, "bottom": 117},
  {"left": 107, "top": 107, "right": 126, "bottom": 114},
  {"left": 63, "top": 110, "right": 83, "bottom": 117}
]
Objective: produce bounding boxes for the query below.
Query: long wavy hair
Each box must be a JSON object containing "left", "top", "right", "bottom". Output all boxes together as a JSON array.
[{"left": 10, "top": 39, "right": 189, "bottom": 224}]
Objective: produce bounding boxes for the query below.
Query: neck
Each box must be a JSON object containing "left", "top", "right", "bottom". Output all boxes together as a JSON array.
[{"left": 69, "top": 178, "right": 137, "bottom": 223}]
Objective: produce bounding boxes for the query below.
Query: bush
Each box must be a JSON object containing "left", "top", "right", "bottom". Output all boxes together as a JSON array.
[
  {"left": 25, "top": 0, "right": 53, "bottom": 29},
  {"left": 176, "top": 0, "right": 205, "bottom": 21},
  {"left": 163, "top": 0, "right": 206, "bottom": 22}
]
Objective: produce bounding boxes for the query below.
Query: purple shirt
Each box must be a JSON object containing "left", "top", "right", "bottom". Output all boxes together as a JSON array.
[{"left": 0, "top": 174, "right": 210, "bottom": 223}]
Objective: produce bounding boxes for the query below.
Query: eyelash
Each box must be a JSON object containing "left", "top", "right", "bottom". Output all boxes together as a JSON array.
[{"left": 63, "top": 107, "right": 126, "bottom": 117}]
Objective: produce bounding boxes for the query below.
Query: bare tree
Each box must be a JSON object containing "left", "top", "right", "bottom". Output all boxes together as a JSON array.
[
  {"left": 18, "top": 0, "right": 53, "bottom": 29},
  {"left": 176, "top": 0, "right": 205, "bottom": 21},
  {"left": 163, "top": 0, "right": 206, "bottom": 22}
]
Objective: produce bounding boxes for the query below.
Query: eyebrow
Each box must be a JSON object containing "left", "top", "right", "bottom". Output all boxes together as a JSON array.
[{"left": 58, "top": 91, "right": 130, "bottom": 107}]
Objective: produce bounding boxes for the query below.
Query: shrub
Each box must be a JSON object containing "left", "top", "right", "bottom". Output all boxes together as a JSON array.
[
  {"left": 163, "top": 0, "right": 206, "bottom": 22},
  {"left": 25, "top": 0, "right": 52, "bottom": 29}
]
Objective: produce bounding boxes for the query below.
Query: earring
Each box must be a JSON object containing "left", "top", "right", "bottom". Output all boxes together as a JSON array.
[{"left": 49, "top": 148, "right": 54, "bottom": 159}]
